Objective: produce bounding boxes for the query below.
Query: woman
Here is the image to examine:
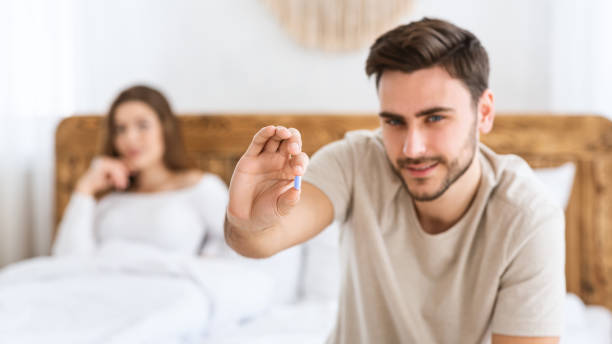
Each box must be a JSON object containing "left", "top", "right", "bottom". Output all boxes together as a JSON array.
[
  {"left": 52, "top": 85, "right": 228, "bottom": 256},
  {"left": 0, "top": 86, "right": 274, "bottom": 344}
]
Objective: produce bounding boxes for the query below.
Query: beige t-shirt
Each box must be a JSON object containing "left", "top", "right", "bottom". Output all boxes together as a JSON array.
[{"left": 303, "top": 129, "right": 565, "bottom": 344}]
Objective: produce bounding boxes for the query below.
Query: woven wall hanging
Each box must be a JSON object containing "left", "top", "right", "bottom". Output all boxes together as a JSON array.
[{"left": 260, "top": 0, "right": 413, "bottom": 52}]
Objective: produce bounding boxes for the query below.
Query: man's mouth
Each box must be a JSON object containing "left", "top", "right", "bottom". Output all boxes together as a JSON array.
[
  {"left": 407, "top": 162, "right": 437, "bottom": 170},
  {"left": 402, "top": 162, "right": 439, "bottom": 177}
]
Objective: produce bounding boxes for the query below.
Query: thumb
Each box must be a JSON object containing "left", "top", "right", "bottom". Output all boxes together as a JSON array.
[{"left": 277, "top": 187, "right": 301, "bottom": 216}]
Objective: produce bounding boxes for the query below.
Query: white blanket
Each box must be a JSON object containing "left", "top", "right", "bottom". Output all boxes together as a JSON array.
[
  {"left": 3, "top": 242, "right": 609, "bottom": 344},
  {"left": 210, "top": 295, "right": 612, "bottom": 344},
  {"left": 0, "top": 242, "right": 274, "bottom": 344},
  {"left": 208, "top": 300, "right": 337, "bottom": 344}
]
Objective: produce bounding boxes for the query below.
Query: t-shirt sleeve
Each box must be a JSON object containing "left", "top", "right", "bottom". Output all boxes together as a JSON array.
[
  {"left": 491, "top": 204, "right": 566, "bottom": 337},
  {"left": 302, "top": 138, "right": 355, "bottom": 223}
]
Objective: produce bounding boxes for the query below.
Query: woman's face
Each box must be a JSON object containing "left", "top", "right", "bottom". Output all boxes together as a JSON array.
[{"left": 113, "top": 101, "right": 165, "bottom": 172}]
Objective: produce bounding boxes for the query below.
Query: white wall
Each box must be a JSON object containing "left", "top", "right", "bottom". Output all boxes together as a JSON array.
[
  {"left": 73, "top": 0, "right": 375, "bottom": 114},
  {"left": 550, "top": 0, "right": 612, "bottom": 116},
  {"left": 410, "top": 0, "right": 555, "bottom": 113},
  {"left": 71, "top": 0, "right": 558, "bottom": 115}
]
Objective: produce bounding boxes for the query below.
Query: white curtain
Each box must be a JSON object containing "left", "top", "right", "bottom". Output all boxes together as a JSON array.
[
  {"left": 0, "top": 0, "right": 76, "bottom": 266},
  {"left": 550, "top": 0, "right": 612, "bottom": 118}
]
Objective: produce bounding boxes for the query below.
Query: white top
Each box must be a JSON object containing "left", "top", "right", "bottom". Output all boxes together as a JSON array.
[
  {"left": 52, "top": 174, "right": 229, "bottom": 256},
  {"left": 303, "top": 129, "right": 565, "bottom": 344}
]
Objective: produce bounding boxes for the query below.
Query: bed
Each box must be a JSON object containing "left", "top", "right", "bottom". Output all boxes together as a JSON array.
[{"left": 53, "top": 114, "right": 612, "bottom": 342}]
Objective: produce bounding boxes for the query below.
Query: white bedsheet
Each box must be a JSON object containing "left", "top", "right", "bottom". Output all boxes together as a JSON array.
[
  {"left": 2, "top": 242, "right": 609, "bottom": 344},
  {"left": 210, "top": 294, "right": 612, "bottom": 344},
  {"left": 562, "top": 293, "right": 612, "bottom": 344},
  {"left": 208, "top": 300, "right": 337, "bottom": 344},
  {"left": 0, "top": 242, "right": 273, "bottom": 344}
]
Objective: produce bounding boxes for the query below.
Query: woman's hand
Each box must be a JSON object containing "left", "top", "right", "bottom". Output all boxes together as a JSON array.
[{"left": 75, "top": 156, "right": 131, "bottom": 196}]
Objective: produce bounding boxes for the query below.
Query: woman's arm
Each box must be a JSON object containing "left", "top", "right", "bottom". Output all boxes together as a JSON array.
[
  {"left": 51, "top": 192, "right": 97, "bottom": 256},
  {"left": 53, "top": 157, "right": 130, "bottom": 256}
]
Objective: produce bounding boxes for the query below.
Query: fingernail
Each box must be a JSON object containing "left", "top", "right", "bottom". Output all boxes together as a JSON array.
[
  {"left": 294, "top": 176, "right": 302, "bottom": 190},
  {"left": 290, "top": 143, "right": 299, "bottom": 152}
]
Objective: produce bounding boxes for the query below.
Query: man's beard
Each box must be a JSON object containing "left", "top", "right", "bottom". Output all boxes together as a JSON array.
[{"left": 397, "top": 126, "right": 477, "bottom": 202}]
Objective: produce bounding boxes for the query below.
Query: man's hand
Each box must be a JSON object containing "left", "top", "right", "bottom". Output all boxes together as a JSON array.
[{"left": 227, "top": 125, "right": 309, "bottom": 233}]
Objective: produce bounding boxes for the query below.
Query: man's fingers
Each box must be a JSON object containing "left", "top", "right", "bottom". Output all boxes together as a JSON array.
[
  {"left": 245, "top": 126, "right": 277, "bottom": 157},
  {"left": 262, "top": 135, "right": 283, "bottom": 153},
  {"left": 278, "top": 128, "right": 302, "bottom": 155},
  {"left": 290, "top": 152, "right": 309, "bottom": 175},
  {"left": 263, "top": 126, "right": 291, "bottom": 152},
  {"left": 277, "top": 187, "right": 301, "bottom": 217}
]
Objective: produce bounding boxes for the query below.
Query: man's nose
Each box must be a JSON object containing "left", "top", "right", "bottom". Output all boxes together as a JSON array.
[{"left": 402, "top": 127, "right": 427, "bottom": 158}]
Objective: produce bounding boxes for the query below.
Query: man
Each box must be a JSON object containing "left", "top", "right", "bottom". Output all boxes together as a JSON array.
[{"left": 225, "top": 18, "right": 565, "bottom": 344}]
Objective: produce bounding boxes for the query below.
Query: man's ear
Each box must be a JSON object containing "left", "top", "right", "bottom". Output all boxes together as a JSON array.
[{"left": 477, "top": 89, "right": 495, "bottom": 134}]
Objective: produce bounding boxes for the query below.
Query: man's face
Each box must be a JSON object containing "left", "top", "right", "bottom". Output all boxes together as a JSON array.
[{"left": 378, "top": 67, "right": 481, "bottom": 202}]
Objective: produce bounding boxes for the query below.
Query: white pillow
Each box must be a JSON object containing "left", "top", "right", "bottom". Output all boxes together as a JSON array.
[
  {"left": 300, "top": 163, "right": 577, "bottom": 302},
  {"left": 229, "top": 244, "right": 304, "bottom": 306},
  {"left": 190, "top": 258, "right": 276, "bottom": 332},
  {"left": 563, "top": 293, "right": 612, "bottom": 344},
  {"left": 533, "top": 162, "right": 576, "bottom": 210},
  {"left": 300, "top": 222, "right": 341, "bottom": 301}
]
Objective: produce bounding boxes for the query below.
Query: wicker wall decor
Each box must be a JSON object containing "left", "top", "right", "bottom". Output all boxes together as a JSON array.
[{"left": 260, "top": 0, "right": 412, "bottom": 52}]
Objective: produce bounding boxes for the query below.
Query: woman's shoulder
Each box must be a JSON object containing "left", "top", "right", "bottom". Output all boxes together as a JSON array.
[
  {"left": 177, "top": 169, "right": 227, "bottom": 190},
  {"left": 179, "top": 169, "right": 206, "bottom": 186},
  {"left": 179, "top": 170, "right": 228, "bottom": 208}
]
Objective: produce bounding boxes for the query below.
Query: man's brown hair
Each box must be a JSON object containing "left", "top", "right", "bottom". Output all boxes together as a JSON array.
[{"left": 366, "top": 18, "right": 489, "bottom": 105}]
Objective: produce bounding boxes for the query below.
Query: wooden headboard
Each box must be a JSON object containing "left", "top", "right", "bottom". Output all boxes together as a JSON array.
[{"left": 55, "top": 114, "right": 612, "bottom": 311}]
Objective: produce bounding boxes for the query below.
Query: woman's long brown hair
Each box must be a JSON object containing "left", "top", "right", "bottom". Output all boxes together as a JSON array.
[{"left": 100, "top": 85, "right": 193, "bottom": 178}]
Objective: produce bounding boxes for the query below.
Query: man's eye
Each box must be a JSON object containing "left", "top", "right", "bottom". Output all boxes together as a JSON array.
[
  {"left": 386, "top": 118, "right": 403, "bottom": 126},
  {"left": 115, "top": 126, "right": 126, "bottom": 133},
  {"left": 426, "top": 115, "right": 444, "bottom": 123}
]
